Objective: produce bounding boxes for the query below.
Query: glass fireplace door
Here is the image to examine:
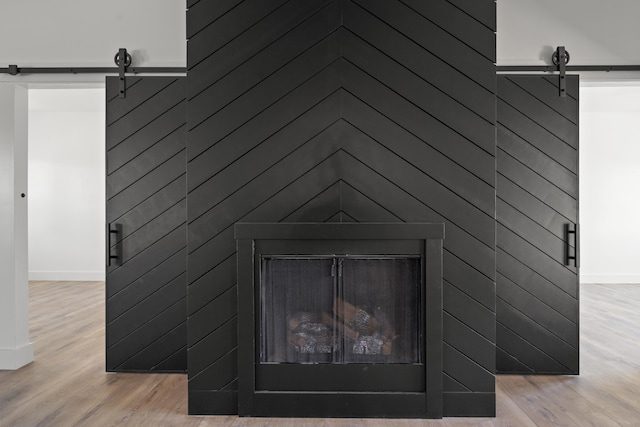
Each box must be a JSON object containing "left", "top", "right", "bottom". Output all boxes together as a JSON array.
[
  {"left": 261, "top": 258, "right": 337, "bottom": 364},
  {"left": 260, "top": 256, "right": 421, "bottom": 365}
]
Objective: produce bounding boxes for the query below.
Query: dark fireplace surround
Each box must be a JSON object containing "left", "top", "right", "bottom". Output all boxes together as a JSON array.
[{"left": 235, "top": 222, "right": 445, "bottom": 418}]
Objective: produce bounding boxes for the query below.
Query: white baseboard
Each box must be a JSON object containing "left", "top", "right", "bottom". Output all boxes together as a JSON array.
[
  {"left": 0, "top": 342, "right": 34, "bottom": 370},
  {"left": 28, "top": 271, "right": 105, "bottom": 281},
  {"left": 580, "top": 275, "right": 640, "bottom": 284}
]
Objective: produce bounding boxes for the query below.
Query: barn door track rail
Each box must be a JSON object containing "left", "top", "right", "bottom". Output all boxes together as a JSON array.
[
  {"left": 1, "top": 48, "right": 187, "bottom": 98},
  {"left": 497, "top": 46, "right": 640, "bottom": 96}
]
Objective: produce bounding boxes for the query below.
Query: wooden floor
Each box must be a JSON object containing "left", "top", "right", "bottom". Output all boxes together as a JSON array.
[{"left": 1, "top": 282, "right": 640, "bottom": 426}]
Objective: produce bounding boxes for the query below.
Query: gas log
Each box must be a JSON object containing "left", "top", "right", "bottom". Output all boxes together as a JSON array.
[{"left": 287, "top": 298, "right": 398, "bottom": 356}]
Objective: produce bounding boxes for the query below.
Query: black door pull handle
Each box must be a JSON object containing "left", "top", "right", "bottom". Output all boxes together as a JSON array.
[
  {"left": 564, "top": 223, "right": 579, "bottom": 267},
  {"left": 108, "top": 223, "right": 121, "bottom": 266}
]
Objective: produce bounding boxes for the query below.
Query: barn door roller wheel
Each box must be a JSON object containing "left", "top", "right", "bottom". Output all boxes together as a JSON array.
[
  {"left": 552, "top": 48, "right": 570, "bottom": 67},
  {"left": 113, "top": 50, "right": 132, "bottom": 68}
]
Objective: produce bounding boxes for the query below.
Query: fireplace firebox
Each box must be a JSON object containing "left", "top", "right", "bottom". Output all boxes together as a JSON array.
[
  {"left": 235, "top": 223, "right": 444, "bottom": 418},
  {"left": 261, "top": 256, "right": 421, "bottom": 365}
]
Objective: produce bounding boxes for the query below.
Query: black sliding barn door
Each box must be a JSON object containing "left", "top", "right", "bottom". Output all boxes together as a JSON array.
[
  {"left": 105, "top": 77, "right": 187, "bottom": 372},
  {"left": 496, "top": 75, "right": 579, "bottom": 374}
]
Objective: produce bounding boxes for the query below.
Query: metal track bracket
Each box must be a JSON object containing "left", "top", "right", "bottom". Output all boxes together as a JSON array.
[
  {"left": 113, "top": 48, "right": 131, "bottom": 98},
  {"left": 552, "top": 46, "right": 570, "bottom": 97},
  {"left": 114, "top": 48, "right": 131, "bottom": 98}
]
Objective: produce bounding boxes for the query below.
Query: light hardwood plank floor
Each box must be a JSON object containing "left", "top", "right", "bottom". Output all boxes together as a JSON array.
[{"left": 1, "top": 282, "right": 639, "bottom": 426}]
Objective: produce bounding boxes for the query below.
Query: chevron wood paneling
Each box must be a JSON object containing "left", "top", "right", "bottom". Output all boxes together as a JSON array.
[
  {"left": 106, "top": 77, "right": 187, "bottom": 373},
  {"left": 496, "top": 75, "right": 579, "bottom": 374},
  {"left": 186, "top": 0, "right": 497, "bottom": 416}
]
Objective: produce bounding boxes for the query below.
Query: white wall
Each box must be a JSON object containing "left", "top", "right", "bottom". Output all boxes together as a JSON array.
[
  {"left": 498, "top": 0, "right": 640, "bottom": 65},
  {"left": 28, "top": 89, "right": 105, "bottom": 281},
  {"left": 580, "top": 84, "right": 640, "bottom": 283},
  {"left": 0, "top": 0, "right": 185, "bottom": 68},
  {"left": 497, "top": 0, "right": 640, "bottom": 81}
]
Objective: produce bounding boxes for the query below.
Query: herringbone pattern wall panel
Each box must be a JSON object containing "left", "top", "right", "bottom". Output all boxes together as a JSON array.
[{"left": 186, "top": 0, "right": 496, "bottom": 416}]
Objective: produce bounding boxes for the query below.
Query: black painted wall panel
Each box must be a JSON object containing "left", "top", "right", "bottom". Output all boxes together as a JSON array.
[
  {"left": 187, "top": 0, "right": 336, "bottom": 101},
  {"left": 186, "top": 0, "right": 241, "bottom": 39},
  {"left": 106, "top": 77, "right": 187, "bottom": 373},
  {"left": 342, "top": 2, "right": 494, "bottom": 124},
  {"left": 496, "top": 75, "right": 579, "bottom": 374},
  {"left": 186, "top": 0, "right": 497, "bottom": 416},
  {"left": 446, "top": 0, "right": 496, "bottom": 31}
]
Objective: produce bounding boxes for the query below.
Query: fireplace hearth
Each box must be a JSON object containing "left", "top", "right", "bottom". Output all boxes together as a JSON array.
[{"left": 235, "top": 223, "right": 444, "bottom": 418}]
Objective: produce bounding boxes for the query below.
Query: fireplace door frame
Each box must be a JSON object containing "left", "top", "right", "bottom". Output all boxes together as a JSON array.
[{"left": 235, "top": 223, "right": 444, "bottom": 418}]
